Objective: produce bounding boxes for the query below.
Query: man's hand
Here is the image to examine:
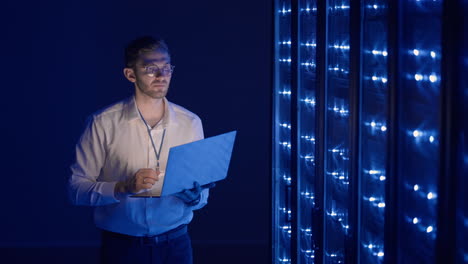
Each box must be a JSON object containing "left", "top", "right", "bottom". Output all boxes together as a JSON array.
[
  {"left": 174, "top": 181, "right": 216, "bottom": 206},
  {"left": 115, "top": 168, "right": 160, "bottom": 196}
]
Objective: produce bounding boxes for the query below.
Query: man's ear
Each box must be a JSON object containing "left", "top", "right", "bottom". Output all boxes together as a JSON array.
[{"left": 123, "top": 68, "right": 136, "bottom": 83}]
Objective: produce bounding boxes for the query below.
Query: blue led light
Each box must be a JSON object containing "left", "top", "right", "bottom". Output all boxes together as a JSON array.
[
  {"left": 300, "top": 135, "right": 316, "bottom": 143},
  {"left": 409, "top": 48, "right": 439, "bottom": 59},
  {"left": 301, "top": 97, "right": 316, "bottom": 106},
  {"left": 302, "top": 42, "right": 317, "bottom": 47},
  {"left": 329, "top": 105, "right": 350, "bottom": 116},
  {"left": 300, "top": 191, "right": 315, "bottom": 200},
  {"left": 371, "top": 49, "right": 388, "bottom": 56},
  {"left": 280, "top": 123, "right": 291, "bottom": 129},
  {"left": 300, "top": 7, "right": 317, "bottom": 12},
  {"left": 301, "top": 62, "right": 317, "bottom": 68},
  {"left": 330, "top": 4, "right": 350, "bottom": 10},
  {"left": 279, "top": 58, "right": 292, "bottom": 63},
  {"left": 279, "top": 7, "right": 292, "bottom": 14},
  {"left": 365, "top": 4, "right": 385, "bottom": 10},
  {"left": 302, "top": 154, "right": 315, "bottom": 162},
  {"left": 282, "top": 174, "right": 291, "bottom": 185},
  {"left": 330, "top": 44, "right": 350, "bottom": 50},
  {"left": 328, "top": 65, "right": 350, "bottom": 75}
]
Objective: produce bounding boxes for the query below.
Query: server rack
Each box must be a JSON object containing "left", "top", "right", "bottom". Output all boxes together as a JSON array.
[{"left": 272, "top": 0, "right": 466, "bottom": 263}]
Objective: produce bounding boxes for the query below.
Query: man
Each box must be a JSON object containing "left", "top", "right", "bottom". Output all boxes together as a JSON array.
[{"left": 68, "top": 36, "right": 212, "bottom": 264}]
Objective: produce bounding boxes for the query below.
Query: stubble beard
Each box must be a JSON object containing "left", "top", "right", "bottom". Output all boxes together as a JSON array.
[{"left": 136, "top": 80, "right": 169, "bottom": 100}]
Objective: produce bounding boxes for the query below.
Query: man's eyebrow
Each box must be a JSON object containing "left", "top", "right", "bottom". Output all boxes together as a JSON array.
[{"left": 142, "top": 58, "right": 170, "bottom": 64}]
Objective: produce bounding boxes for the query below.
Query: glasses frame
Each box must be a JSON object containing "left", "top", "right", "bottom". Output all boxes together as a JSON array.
[{"left": 140, "top": 64, "right": 175, "bottom": 77}]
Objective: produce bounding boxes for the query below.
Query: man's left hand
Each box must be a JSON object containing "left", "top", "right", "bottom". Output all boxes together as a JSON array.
[{"left": 174, "top": 181, "right": 216, "bottom": 206}]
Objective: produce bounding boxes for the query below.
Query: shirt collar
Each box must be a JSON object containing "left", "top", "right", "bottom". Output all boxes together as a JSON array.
[{"left": 124, "top": 96, "right": 178, "bottom": 128}]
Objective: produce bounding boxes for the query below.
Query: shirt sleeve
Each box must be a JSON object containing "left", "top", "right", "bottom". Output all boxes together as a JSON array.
[{"left": 68, "top": 115, "right": 120, "bottom": 206}]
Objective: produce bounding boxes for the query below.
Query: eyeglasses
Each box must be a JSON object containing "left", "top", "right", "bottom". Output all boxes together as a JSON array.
[{"left": 141, "top": 64, "right": 175, "bottom": 77}]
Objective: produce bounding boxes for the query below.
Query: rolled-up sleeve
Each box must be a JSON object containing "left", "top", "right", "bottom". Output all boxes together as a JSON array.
[{"left": 68, "top": 116, "right": 119, "bottom": 206}]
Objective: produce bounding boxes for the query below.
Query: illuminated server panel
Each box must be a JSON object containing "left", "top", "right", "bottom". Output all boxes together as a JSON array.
[
  {"left": 297, "top": 0, "right": 318, "bottom": 264},
  {"left": 395, "top": 1, "right": 442, "bottom": 262},
  {"left": 272, "top": 0, "right": 465, "bottom": 263},
  {"left": 323, "top": 1, "right": 351, "bottom": 264},
  {"left": 273, "top": 0, "right": 292, "bottom": 263},
  {"left": 358, "top": 1, "right": 388, "bottom": 264}
]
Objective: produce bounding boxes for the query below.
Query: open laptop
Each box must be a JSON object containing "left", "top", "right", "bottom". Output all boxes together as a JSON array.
[{"left": 131, "top": 130, "right": 237, "bottom": 198}]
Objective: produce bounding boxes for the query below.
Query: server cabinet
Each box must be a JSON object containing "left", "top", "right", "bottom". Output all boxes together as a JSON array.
[
  {"left": 272, "top": 0, "right": 465, "bottom": 263},
  {"left": 273, "top": 0, "right": 293, "bottom": 263},
  {"left": 323, "top": 2, "right": 351, "bottom": 263},
  {"left": 395, "top": 1, "right": 443, "bottom": 263},
  {"left": 297, "top": 0, "right": 318, "bottom": 263},
  {"left": 358, "top": 1, "right": 388, "bottom": 263}
]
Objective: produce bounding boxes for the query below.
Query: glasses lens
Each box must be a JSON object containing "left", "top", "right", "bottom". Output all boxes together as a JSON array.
[{"left": 144, "top": 65, "right": 173, "bottom": 76}]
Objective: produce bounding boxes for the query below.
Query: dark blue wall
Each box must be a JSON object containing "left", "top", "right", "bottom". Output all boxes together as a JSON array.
[{"left": 1, "top": 0, "right": 272, "bottom": 262}]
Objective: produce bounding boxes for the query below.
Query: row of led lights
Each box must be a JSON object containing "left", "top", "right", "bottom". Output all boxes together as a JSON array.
[
  {"left": 278, "top": 41, "right": 317, "bottom": 48},
  {"left": 300, "top": 248, "right": 315, "bottom": 260},
  {"left": 279, "top": 4, "right": 349, "bottom": 13},
  {"left": 283, "top": 2, "right": 414, "bottom": 13},
  {"left": 407, "top": 73, "right": 439, "bottom": 83},
  {"left": 364, "top": 121, "right": 388, "bottom": 132},
  {"left": 328, "top": 171, "right": 350, "bottom": 185},
  {"left": 278, "top": 58, "right": 318, "bottom": 70},
  {"left": 327, "top": 211, "right": 351, "bottom": 234},
  {"left": 328, "top": 65, "right": 350, "bottom": 75},
  {"left": 300, "top": 191, "right": 315, "bottom": 207},
  {"left": 280, "top": 207, "right": 292, "bottom": 219},
  {"left": 278, "top": 7, "right": 291, "bottom": 14},
  {"left": 411, "top": 49, "right": 438, "bottom": 58},
  {"left": 363, "top": 38, "right": 387, "bottom": 263},
  {"left": 278, "top": 47, "right": 435, "bottom": 58},
  {"left": 407, "top": 183, "right": 438, "bottom": 201},
  {"left": 326, "top": 252, "right": 344, "bottom": 263},
  {"left": 408, "top": 129, "right": 437, "bottom": 143},
  {"left": 365, "top": 4, "right": 386, "bottom": 10},
  {"left": 300, "top": 7, "right": 317, "bottom": 13},
  {"left": 302, "top": 154, "right": 315, "bottom": 163},
  {"left": 405, "top": 215, "right": 437, "bottom": 237},
  {"left": 364, "top": 169, "right": 387, "bottom": 182},
  {"left": 329, "top": 149, "right": 350, "bottom": 161},
  {"left": 301, "top": 97, "right": 316, "bottom": 106},
  {"left": 405, "top": 182, "right": 437, "bottom": 237},
  {"left": 301, "top": 135, "right": 316, "bottom": 143},
  {"left": 328, "top": 105, "right": 349, "bottom": 117},
  {"left": 365, "top": 75, "right": 388, "bottom": 83},
  {"left": 363, "top": 195, "right": 386, "bottom": 209},
  {"left": 363, "top": 242, "right": 385, "bottom": 258}
]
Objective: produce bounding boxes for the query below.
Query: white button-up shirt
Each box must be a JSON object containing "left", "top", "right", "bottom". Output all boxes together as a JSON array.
[{"left": 68, "top": 96, "right": 208, "bottom": 236}]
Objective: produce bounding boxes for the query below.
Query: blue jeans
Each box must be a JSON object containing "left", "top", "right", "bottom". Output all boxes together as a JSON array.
[{"left": 100, "top": 229, "right": 193, "bottom": 264}]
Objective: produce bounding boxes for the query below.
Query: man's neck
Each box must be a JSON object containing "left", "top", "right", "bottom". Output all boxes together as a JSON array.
[{"left": 135, "top": 93, "right": 165, "bottom": 127}]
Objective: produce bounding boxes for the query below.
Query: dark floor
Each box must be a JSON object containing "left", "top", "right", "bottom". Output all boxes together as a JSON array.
[{"left": 0, "top": 244, "right": 269, "bottom": 264}]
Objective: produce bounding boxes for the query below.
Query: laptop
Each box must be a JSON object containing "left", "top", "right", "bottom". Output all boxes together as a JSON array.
[{"left": 131, "top": 130, "right": 237, "bottom": 198}]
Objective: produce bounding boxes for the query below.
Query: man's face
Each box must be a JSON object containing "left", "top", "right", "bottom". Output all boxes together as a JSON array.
[{"left": 128, "top": 51, "right": 173, "bottom": 99}]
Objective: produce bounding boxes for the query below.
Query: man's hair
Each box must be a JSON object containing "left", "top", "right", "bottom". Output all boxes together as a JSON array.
[{"left": 124, "top": 36, "right": 170, "bottom": 68}]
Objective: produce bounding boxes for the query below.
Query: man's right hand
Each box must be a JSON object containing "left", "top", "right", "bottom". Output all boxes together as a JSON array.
[{"left": 114, "top": 168, "right": 160, "bottom": 196}]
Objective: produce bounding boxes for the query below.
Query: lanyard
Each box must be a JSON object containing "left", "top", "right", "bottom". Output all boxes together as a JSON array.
[{"left": 137, "top": 109, "right": 167, "bottom": 170}]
